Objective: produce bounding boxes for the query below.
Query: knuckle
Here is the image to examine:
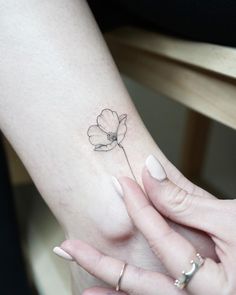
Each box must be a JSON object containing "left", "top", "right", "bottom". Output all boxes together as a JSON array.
[{"left": 164, "top": 184, "right": 193, "bottom": 216}]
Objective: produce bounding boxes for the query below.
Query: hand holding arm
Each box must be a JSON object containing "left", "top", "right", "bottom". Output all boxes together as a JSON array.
[{"left": 55, "top": 155, "right": 235, "bottom": 295}]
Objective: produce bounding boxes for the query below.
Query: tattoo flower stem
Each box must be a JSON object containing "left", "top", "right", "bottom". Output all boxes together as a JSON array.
[
  {"left": 87, "top": 109, "right": 137, "bottom": 182},
  {"left": 118, "top": 143, "right": 137, "bottom": 182}
]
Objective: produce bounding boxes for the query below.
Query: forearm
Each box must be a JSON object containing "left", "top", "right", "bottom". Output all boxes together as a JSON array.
[{"left": 0, "top": 0, "right": 161, "bottom": 236}]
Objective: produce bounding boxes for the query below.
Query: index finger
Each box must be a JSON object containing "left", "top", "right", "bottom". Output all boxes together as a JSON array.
[{"left": 61, "top": 239, "right": 184, "bottom": 295}]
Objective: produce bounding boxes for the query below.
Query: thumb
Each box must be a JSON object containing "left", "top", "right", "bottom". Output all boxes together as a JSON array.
[{"left": 143, "top": 155, "right": 235, "bottom": 242}]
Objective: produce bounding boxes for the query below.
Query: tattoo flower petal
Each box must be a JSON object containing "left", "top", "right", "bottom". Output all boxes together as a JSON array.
[
  {"left": 87, "top": 125, "right": 111, "bottom": 146},
  {"left": 119, "top": 114, "right": 127, "bottom": 122},
  {"left": 117, "top": 115, "right": 127, "bottom": 144},
  {"left": 87, "top": 109, "right": 136, "bottom": 181},
  {"left": 94, "top": 141, "right": 117, "bottom": 151},
  {"left": 97, "top": 109, "right": 119, "bottom": 133}
]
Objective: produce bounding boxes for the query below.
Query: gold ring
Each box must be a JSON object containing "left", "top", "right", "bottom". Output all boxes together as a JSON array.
[{"left": 116, "top": 262, "right": 127, "bottom": 291}]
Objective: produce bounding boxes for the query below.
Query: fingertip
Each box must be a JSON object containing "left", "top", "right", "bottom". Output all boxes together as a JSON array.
[
  {"left": 145, "top": 154, "right": 167, "bottom": 182},
  {"left": 118, "top": 176, "right": 136, "bottom": 186},
  {"left": 118, "top": 176, "right": 146, "bottom": 201},
  {"left": 53, "top": 246, "right": 74, "bottom": 261},
  {"left": 118, "top": 176, "right": 142, "bottom": 195},
  {"left": 60, "top": 239, "right": 104, "bottom": 270},
  {"left": 142, "top": 166, "right": 163, "bottom": 193},
  {"left": 60, "top": 239, "right": 87, "bottom": 256},
  {"left": 60, "top": 239, "right": 74, "bottom": 251},
  {"left": 142, "top": 165, "right": 172, "bottom": 212},
  {"left": 143, "top": 158, "right": 165, "bottom": 186},
  {"left": 142, "top": 166, "right": 152, "bottom": 184}
]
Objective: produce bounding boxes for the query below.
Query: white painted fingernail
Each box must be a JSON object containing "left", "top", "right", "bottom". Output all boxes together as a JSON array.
[
  {"left": 145, "top": 155, "right": 167, "bottom": 181},
  {"left": 53, "top": 246, "right": 74, "bottom": 261},
  {"left": 111, "top": 176, "right": 124, "bottom": 197}
]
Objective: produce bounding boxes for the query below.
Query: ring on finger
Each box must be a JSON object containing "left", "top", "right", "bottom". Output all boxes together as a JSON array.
[
  {"left": 116, "top": 262, "right": 127, "bottom": 291},
  {"left": 174, "top": 253, "right": 205, "bottom": 289}
]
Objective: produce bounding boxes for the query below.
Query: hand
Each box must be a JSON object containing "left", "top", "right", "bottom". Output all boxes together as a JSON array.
[{"left": 57, "top": 156, "right": 236, "bottom": 295}]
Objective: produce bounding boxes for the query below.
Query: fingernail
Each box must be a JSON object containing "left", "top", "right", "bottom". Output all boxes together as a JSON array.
[
  {"left": 53, "top": 246, "right": 74, "bottom": 261},
  {"left": 145, "top": 155, "right": 167, "bottom": 181},
  {"left": 111, "top": 176, "right": 124, "bottom": 197}
]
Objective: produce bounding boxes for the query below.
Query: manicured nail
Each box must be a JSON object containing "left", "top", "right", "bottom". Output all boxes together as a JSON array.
[
  {"left": 111, "top": 176, "right": 124, "bottom": 197},
  {"left": 145, "top": 155, "right": 167, "bottom": 181},
  {"left": 53, "top": 246, "right": 74, "bottom": 261}
]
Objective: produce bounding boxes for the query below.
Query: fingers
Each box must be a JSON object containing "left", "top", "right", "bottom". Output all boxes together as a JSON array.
[
  {"left": 117, "top": 177, "right": 199, "bottom": 278},
  {"left": 116, "top": 177, "right": 225, "bottom": 295},
  {"left": 82, "top": 287, "right": 127, "bottom": 295},
  {"left": 143, "top": 155, "right": 236, "bottom": 242},
  {"left": 61, "top": 240, "right": 184, "bottom": 295},
  {"left": 150, "top": 154, "right": 216, "bottom": 200}
]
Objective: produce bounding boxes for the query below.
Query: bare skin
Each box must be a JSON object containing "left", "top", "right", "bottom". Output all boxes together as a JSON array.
[
  {"left": 0, "top": 0, "right": 216, "bottom": 293},
  {"left": 60, "top": 163, "right": 236, "bottom": 294}
]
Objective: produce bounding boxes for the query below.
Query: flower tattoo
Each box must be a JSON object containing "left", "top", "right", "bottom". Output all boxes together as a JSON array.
[{"left": 87, "top": 109, "right": 137, "bottom": 181}]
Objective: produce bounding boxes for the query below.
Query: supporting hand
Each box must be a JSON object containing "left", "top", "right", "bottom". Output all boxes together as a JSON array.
[{"left": 55, "top": 155, "right": 236, "bottom": 295}]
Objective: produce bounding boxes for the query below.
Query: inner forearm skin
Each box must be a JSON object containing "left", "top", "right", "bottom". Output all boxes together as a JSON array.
[{"left": 0, "top": 0, "right": 161, "bottom": 236}]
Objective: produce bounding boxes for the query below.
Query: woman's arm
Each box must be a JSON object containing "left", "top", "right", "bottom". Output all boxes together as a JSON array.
[
  {"left": 0, "top": 0, "right": 144, "bottom": 235},
  {"left": 0, "top": 0, "right": 215, "bottom": 293}
]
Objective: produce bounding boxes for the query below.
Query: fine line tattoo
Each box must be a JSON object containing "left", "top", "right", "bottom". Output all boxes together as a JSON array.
[{"left": 87, "top": 108, "right": 137, "bottom": 182}]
